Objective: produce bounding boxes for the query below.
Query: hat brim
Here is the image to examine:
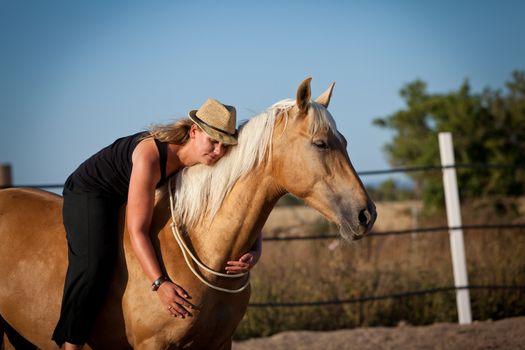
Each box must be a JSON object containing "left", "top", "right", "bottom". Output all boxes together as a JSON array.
[{"left": 189, "top": 111, "right": 238, "bottom": 145}]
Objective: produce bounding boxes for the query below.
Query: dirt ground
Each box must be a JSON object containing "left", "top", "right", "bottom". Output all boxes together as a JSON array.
[{"left": 233, "top": 316, "right": 525, "bottom": 350}]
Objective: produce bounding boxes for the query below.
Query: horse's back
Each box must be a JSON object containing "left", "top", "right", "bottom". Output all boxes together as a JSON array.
[
  {"left": 0, "top": 188, "right": 67, "bottom": 349},
  {"left": 0, "top": 188, "right": 65, "bottom": 260}
]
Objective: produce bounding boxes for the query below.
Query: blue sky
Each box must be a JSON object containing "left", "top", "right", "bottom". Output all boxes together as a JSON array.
[{"left": 1, "top": 0, "right": 524, "bottom": 188}]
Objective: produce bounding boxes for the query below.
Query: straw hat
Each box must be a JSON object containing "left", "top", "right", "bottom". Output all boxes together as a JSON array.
[{"left": 188, "top": 98, "right": 238, "bottom": 145}]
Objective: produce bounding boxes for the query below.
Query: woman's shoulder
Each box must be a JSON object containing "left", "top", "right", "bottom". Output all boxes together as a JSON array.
[{"left": 133, "top": 138, "right": 160, "bottom": 161}]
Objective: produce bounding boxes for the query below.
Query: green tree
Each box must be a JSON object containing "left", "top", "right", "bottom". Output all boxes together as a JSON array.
[
  {"left": 373, "top": 71, "right": 525, "bottom": 208},
  {"left": 366, "top": 178, "right": 415, "bottom": 201}
]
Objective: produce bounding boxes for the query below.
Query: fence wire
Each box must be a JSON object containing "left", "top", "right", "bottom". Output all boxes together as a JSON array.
[
  {"left": 256, "top": 224, "right": 525, "bottom": 308},
  {"left": 248, "top": 285, "right": 525, "bottom": 308},
  {"left": 263, "top": 223, "right": 525, "bottom": 241},
  {"left": 2, "top": 162, "right": 523, "bottom": 189}
]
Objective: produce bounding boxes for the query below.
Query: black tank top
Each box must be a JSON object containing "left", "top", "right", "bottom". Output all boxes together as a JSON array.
[{"left": 66, "top": 131, "right": 168, "bottom": 199}]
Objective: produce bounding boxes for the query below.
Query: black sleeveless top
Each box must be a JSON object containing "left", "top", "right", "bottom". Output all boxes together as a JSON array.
[{"left": 66, "top": 132, "right": 168, "bottom": 200}]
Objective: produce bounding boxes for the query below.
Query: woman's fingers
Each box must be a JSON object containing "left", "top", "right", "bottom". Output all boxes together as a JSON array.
[
  {"left": 224, "top": 251, "right": 260, "bottom": 274},
  {"left": 159, "top": 282, "right": 196, "bottom": 318},
  {"left": 172, "top": 283, "right": 190, "bottom": 299},
  {"left": 168, "top": 298, "right": 192, "bottom": 317},
  {"left": 238, "top": 253, "right": 255, "bottom": 264},
  {"left": 225, "top": 260, "right": 250, "bottom": 274}
]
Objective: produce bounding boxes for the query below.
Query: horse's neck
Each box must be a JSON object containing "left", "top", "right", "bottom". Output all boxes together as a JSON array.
[{"left": 186, "top": 167, "right": 280, "bottom": 271}]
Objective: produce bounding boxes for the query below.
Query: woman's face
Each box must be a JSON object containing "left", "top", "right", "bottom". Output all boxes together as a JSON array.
[{"left": 191, "top": 125, "right": 229, "bottom": 165}]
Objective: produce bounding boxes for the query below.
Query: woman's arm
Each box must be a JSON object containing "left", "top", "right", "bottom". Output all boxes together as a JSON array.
[
  {"left": 225, "top": 231, "right": 263, "bottom": 274},
  {"left": 127, "top": 140, "right": 193, "bottom": 318}
]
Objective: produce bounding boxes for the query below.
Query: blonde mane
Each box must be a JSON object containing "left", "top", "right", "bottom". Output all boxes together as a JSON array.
[{"left": 169, "top": 99, "right": 340, "bottom": 229}]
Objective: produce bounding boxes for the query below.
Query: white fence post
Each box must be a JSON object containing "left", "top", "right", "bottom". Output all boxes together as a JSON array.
[{"left": 438, "top": 132, "right": 472, "bottom": 325}]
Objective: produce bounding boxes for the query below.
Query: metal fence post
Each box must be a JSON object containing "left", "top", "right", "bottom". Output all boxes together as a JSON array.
[{"left": 438, "top": 132, "right": 472, "bottom": 324}]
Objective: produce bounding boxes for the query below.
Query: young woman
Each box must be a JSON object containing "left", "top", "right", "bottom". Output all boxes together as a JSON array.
[{"left": 52, "top": 99, "right": 262, "bottom": 349}]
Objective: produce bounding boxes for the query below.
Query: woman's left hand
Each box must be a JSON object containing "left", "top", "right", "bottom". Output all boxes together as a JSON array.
[{"left": 225, "top": 250, "right": 261, "bottom": 274}]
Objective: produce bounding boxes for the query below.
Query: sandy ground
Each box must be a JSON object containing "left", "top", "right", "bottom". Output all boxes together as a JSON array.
[{"left": 233, "top": 316, "right": 525, "bottom": 350}]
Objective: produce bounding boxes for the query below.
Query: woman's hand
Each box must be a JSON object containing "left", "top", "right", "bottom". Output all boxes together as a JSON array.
[
  {"left": 156, "top": 281, "right": 195, "bottom": 318},
  {"left": 225, "top": 249, "right": 261, "bottom": 274},
  {"left": 225, "top": 232, "right": 263, "bottom": 274}
]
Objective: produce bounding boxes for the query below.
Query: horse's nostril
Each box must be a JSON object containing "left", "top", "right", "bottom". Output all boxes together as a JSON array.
[{"left": 358, "top": 209, "right": 370, "bottom": 226}]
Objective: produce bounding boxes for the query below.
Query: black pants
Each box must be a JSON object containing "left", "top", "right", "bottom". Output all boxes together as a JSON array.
[{"left": 52, "top": 186, "right": 123, "bottom": 346}]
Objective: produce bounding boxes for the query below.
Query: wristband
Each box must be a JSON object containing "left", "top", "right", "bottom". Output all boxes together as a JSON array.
[{"left": 151, "top": 276, "right": 169, "bottom": 291}]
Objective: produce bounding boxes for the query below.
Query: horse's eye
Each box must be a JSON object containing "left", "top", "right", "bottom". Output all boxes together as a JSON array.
[{"left": 313, "top": 140, "right": 329, "bottom": 149}]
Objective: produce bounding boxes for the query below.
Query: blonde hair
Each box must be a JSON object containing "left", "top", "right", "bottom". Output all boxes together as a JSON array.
[{"left": 143, "top": 118, "right": 194, "bottom": 144}]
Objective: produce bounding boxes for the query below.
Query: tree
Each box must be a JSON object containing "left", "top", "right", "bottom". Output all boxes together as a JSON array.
[
  {"left": 373, "top": 71, "right": 525, "bottom": 208},
  {"left": 366, "top": 178, "right": 415, "bottom": 201}
]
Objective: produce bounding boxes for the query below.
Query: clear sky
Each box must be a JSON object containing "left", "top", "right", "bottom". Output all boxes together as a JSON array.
[{"left": 1, "top": 0, "right": 524, "bottom": 188}]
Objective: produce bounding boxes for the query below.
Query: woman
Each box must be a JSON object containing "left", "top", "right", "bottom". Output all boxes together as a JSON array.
[{"left": 52, "top": 99, "right": 262, "bottom": 349}]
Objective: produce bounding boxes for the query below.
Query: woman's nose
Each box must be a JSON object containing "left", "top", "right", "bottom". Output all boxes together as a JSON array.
[{"left": 214, "top": 143, "right": 226, "bottom": 156}]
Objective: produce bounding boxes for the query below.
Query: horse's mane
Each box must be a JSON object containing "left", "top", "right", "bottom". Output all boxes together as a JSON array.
[{"left": 167, "top": 99, "right": 340, "bottom": 229}]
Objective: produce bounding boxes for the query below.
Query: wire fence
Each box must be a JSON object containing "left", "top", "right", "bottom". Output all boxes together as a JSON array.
[
  {"left": 357, "top": 162, "right": 521, "bottom": 176},
  {"left": 249, "top": 285, "right": 525, "bottom": 308},
  {"left": 3, "top": 162, "right": 525, "bottom": 310},
  {"left": 263, "top": 223, "right": 525, "bottom": 241},
  {"left": 2, "top": 162, "right": 522, "bottom": 189},
  {"left": 255, "top": 224, "right": 525, "bottom": 308}
]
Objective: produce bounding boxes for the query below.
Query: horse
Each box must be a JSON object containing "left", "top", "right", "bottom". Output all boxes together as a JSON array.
[{"left": 0, "top": 77, "right": 376, "bottom": 349}]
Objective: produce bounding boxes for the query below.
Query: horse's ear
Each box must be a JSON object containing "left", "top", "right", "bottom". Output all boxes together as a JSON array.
[
  {"left": 315, "top": 82, "right": 335, "bottom": 108},
  {"left": 296, "top": 77, "right": 312, "bottom": 114}
]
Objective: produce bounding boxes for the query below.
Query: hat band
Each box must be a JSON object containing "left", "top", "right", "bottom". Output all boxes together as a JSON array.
[{"left": 192, "top": 113, "right": 236, "bottom": 136}]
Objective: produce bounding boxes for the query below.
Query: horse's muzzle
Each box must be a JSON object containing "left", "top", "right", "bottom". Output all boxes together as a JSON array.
[{"left": 352, "top": 202, "right": 377, "bottom": 240}]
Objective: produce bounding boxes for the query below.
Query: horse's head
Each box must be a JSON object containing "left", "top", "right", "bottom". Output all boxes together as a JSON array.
[{"left": 272, "top": 77, "right": 376, "bottom": 241}]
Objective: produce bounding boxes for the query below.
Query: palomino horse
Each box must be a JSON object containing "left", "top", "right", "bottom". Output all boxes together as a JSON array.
[{"left": 0, "top": 78, "right": 376, "bottom": 349}]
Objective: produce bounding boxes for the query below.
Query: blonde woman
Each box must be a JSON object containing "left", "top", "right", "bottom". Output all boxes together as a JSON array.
[{"left": 52, "top": 99, "right": 262, "bottom": 349}]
